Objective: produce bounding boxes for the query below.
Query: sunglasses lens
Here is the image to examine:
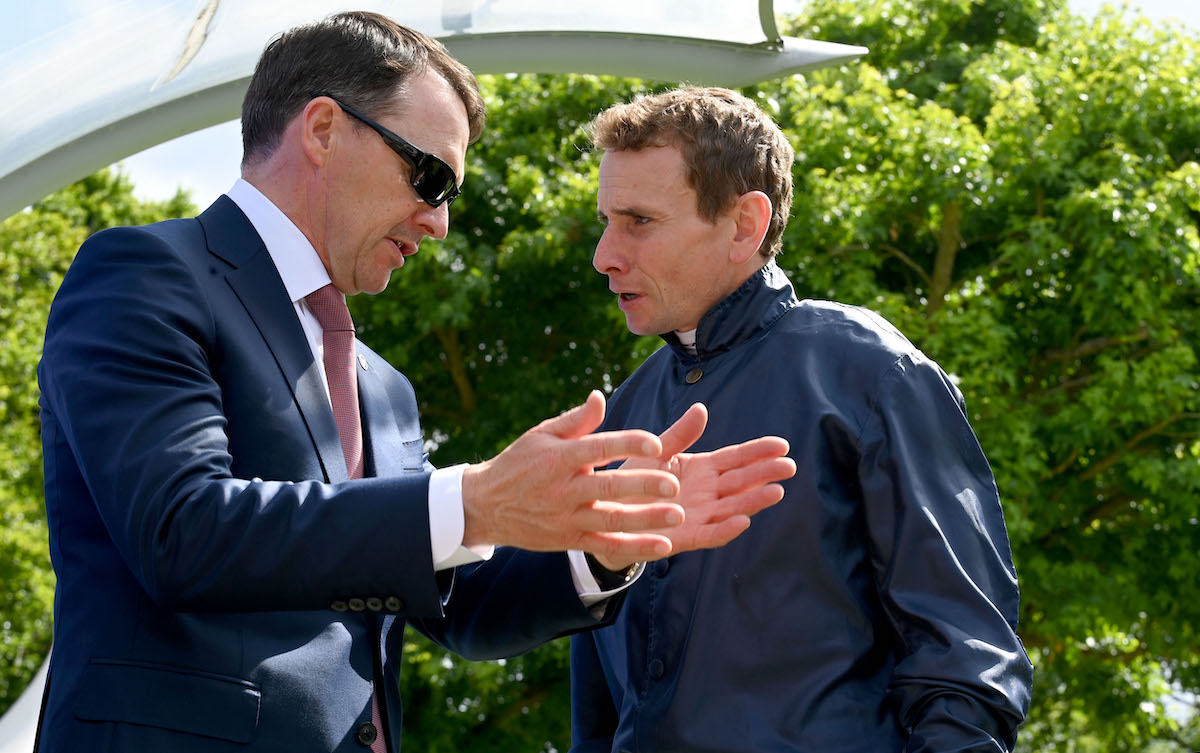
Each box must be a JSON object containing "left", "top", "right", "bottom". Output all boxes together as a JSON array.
[{"left": 412, "top": 160, "right": 458, "bottom": 206}]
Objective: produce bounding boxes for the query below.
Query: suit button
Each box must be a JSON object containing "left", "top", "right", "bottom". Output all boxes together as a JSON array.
[
  {"left": 356, "top": 722, "right": 378, "bottom": 746},
  {"left": 685, "top": 368, "right": 702, "bottom": 384},
  {"left": 384, "top": 596, "right": 404, "bottom": 612},
  {"left": 331, "top": 600, "right": 349, "bottom": 612},
  {"left": 656, "top": 560, "right": 670, "bottom": 577},
  {"left": 648, "top": 659, "right": 665, "bottom": 679},
  {"left": 348, "top": 598, "right": 366, "bottom": 612},
  {"left": 366, "top": 597, "right": 384, "bottom": 612}
]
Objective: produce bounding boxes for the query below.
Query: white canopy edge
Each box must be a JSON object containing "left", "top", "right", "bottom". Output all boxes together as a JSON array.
[
  {"left": 0, "top": 659, "right": 46, "bottom": 753},
  {"left": 0, "top": 32, "right": 863, "bottom": 220}
]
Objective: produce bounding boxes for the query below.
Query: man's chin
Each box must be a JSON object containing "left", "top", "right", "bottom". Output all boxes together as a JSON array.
[
  {"left": 624, "top": 318, "right": 660, "bottom": 337},
  {"left": 359, "top": 275, "right": 392, "bottom": 296}
]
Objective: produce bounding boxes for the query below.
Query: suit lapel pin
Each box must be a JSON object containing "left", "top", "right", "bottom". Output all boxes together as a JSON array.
[{"left": 357, "top": 354, "right": 369, "bottom": 371}]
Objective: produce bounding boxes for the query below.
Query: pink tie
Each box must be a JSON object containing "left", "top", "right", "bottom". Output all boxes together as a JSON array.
[
  {"left": 305, "top": 284, "right": 386, "bottom": 752},
  {"left": 304, "top": 284, "right": 365, "bottom": 481}
]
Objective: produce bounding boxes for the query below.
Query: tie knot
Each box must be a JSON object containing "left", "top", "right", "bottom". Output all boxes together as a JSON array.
[{"left": 305, "top": 284, "right": 354, "bottom": 333}]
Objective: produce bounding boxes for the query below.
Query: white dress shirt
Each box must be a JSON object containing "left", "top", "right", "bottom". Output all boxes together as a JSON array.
[{"left": 226, "top": 180, "right": 628, "bottom": 601}]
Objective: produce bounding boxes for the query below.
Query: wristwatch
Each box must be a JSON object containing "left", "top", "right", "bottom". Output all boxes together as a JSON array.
[{"left": 584, "top": 553, "right": 639, "bottom": 590}]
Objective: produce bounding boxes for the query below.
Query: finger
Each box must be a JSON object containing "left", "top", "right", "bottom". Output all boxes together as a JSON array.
[
  {"left": 705, "top": 436, "right": 791, "bottom": 473},
  {"left": 571, "top": 468, "right": 680, "bottom": 502},
  {"left": 564, "top": 429, "right": 664, "bottom": 468},
  {"left": 717, "top": 457, "right": 796, "bottom": 496},
  {"left": 573, "top": 500, "right": 686, "bottom": 533},
  {"left": 578, "top": 531, "right": 674, "bottom": 563},
  {"left": 706, "top": 484, "right": 785, "bottom": 521},
  {"left": 657, "top": 403, "right": 708, "bottom": 459},
  {"left": 540, "top": 390, "right": 606, "bottom": 440},
  {"left": 678, "top": 515, "right": 753, "bottom": 551}
]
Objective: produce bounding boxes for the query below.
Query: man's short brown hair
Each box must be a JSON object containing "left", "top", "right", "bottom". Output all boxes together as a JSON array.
[
  {"left": 590, "top": 87, "right": 794, "bottom": 257},
  {"left": 241, "top": 11, "right": 485, "bottom": 167}
]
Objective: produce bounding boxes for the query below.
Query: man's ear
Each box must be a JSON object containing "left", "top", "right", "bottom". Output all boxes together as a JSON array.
[
  {"left": 729, "top": 190, "right": 772, "bottom": 265},
  {"left": 298, "top": 97, "right": 339, "bottom": 167}
]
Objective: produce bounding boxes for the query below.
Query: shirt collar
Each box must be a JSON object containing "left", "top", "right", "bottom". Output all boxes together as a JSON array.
[{"left": 226, "top": 178, "right": 331, "bottom": 303}]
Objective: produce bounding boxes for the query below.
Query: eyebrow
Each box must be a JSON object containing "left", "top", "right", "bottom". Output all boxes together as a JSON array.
[{"left": 598, "top": 207, "right": 654, "bottom": 221}]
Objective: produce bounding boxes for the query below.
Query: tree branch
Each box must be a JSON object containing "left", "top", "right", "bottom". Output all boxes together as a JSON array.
[
  {"left": 1035, "top": 413, "right": 1200, "bottom": 548},
  {"left": 1044, "top": 325, "right": 1150, "bottom": 362},
  {"left": 434, "top": 327, "right": 477, "bottom": 415},
  {"left": 1045, "top": 448, "right": 1080, "bottom": 479},
  {"left": 879, "top": 244, "right": 933, "bottom": 287},
  {"left": 1034, "top": 372, "right": 1096, "bottom": 399},
  {"left": 1079, "top": 413, "right": 1200, "bottom": 482},
  {"left": 926, "top": 200, "right": 962, "bottom": 315}
]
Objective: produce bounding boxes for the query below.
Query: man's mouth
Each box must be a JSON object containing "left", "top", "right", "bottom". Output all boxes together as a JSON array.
[
  {"left": 617, "top": 292, "right": 642, "bottom": 310},
  {"left": 388, "top": 238, "right": 418, "bottom": 259}
]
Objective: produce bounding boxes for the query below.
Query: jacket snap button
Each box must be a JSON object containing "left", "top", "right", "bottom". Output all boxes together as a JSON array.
[
  {"left": 685, "top": 368, "right": 702, "bottom": 384},
  {"left": 648, "top": 658, "right": 665, "bottom": 679},
  {"left": 356, "top": 722, "right": 378, "bottom": 745}
]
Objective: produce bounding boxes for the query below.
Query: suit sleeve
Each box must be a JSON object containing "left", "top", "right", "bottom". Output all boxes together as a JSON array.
[
  {"left": 39, "top": 226, "right": 444, "bottom": 614},
  {"left": 856, "top": 353, "right": 1033, "bottom": 752},
  {"left": 408, "top": 550, "right": 621, "bottom": 661}
]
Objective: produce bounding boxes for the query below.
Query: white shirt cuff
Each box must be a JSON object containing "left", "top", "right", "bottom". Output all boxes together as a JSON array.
[
  {"left": 568, "top": 550, "right": 644, "bottom": 607},
  {"left": 429, "top": 464, "right": 494, "bottom": 571}
]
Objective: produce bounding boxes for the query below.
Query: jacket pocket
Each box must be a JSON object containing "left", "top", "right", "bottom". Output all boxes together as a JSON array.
[{"left": 75, "top": 659, "right": 261, "bottom": 744}]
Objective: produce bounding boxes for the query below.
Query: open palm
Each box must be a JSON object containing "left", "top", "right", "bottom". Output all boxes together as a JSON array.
[{"left": 597, "top": 404, "right": 795, "bottom": 568}]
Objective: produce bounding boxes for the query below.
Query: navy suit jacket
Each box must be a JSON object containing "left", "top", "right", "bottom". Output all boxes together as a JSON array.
[{"left": 36, "top": 197, "right": 601, "bottom": 752}]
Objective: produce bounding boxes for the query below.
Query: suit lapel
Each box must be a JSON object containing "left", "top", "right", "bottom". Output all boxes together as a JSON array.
[
  {"left": 357, "top": 358, "right": 407, "bottom": 479},
  {"left": 198, "top": 197, "right": 349, "bottom": 483}
]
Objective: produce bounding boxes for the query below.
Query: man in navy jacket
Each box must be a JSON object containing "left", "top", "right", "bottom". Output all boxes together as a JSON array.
[
  {"left": 571, "top": 87, "right": 1033, "bottom": 752},
  {"left": 35, "top": 16, "right": 795, "bottom": 752}
]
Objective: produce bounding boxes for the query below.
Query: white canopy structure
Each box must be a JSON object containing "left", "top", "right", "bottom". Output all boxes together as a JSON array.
[
  {"left": 0, "top": 2, "right": 864, "bottom": 750},
  {"left": 0, "top": 0, "right": 864, "bottom": 221}
]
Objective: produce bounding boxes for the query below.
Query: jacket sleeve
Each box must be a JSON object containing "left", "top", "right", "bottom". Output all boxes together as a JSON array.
[
  {"left": 569, "top": 632, "right": 620, "bottom": 753},
  {"left": 39, "top": 226, "right": 444, "bottom": 614},
  {"left": 410, "top": 550, "right": 620, "bottom": 660},
  {"left": 856, "top": 352, "right": 1033, "bottom": 752}
]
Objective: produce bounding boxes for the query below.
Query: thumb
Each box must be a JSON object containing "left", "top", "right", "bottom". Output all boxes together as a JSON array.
[
  {"left": 658, "top": 403, "right": 708, "bottom": 459},
  {"left": 542, "top": 389, "right": 606, "bottom": 439}
]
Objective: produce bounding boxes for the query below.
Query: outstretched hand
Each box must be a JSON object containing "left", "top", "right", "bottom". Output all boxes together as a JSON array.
[
  {"left": 460, "top": 391, "right": 686, "bottom": 564},
  {"left": 592, "top": 403, "right": 795, "bottom": 571}
]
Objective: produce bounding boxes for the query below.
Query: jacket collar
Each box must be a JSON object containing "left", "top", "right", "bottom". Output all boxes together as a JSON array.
[{"left": 662, "top": 261, "right": 798, "bottom": 361}]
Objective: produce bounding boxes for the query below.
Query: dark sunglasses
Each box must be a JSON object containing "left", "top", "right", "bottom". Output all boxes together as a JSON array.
[{"left": 318, "top": 95, "right": 462, "bottom": 208}]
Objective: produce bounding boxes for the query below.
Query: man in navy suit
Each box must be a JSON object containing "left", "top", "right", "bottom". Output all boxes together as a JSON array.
[{"left": 35, "top": 15, "right": 794, "bottom": 752}]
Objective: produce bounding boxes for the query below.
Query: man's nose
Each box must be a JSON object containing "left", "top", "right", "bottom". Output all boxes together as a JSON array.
[
  {"left": 593, "top": 227, "right": 626, "bottom": 275},
  {"left": 413, "top": 200, "right": 450, "bottom": 240}
]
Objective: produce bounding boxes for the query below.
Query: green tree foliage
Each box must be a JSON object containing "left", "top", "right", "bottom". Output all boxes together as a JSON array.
[{"left": 0, "top": 170, "right": 193, "bottom": 714}]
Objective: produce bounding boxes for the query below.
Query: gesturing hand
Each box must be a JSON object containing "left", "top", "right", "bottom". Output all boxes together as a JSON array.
[
  {"left": 592, "top": 403, "right": 795, "bottom": 571},
  {"left": 460, "top": 391, "right": 686, "bottom": 563}
]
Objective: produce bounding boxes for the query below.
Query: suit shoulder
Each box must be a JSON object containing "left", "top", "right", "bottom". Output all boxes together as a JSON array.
[
  {"left": 76, "top": 218, "right": 207, "bottom": 272},
  {"left": 50, "top": 218, "right": 215, "bottom": 343}
]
